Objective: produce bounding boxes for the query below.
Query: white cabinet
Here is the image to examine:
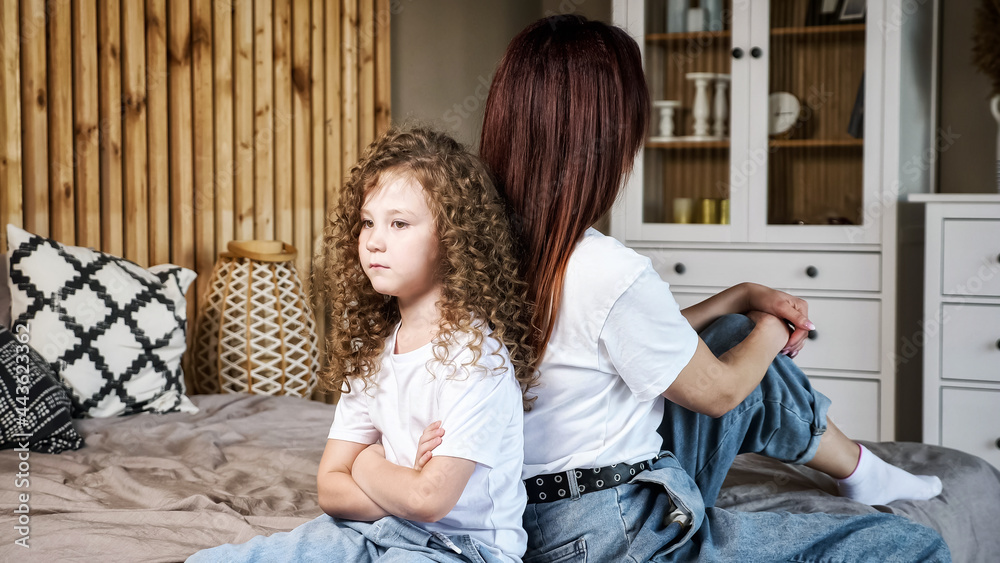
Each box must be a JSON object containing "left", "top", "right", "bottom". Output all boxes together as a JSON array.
[
  {"left": 612, "top": 1, "right": 935, "bottom": 440},
  {"left": 907, "top": 195, "right": 1000, "bottom": 470}
]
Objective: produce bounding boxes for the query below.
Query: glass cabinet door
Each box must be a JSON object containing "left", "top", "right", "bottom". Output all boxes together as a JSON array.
[
  {"left": 618, "top": 0, "right": 879, "bottom": 245},
  {"left": 753, "top": 0, "right": 874, "bottom": 244},
  {"left": 634, "top": 0, "right": 748, "bottom": 242}
]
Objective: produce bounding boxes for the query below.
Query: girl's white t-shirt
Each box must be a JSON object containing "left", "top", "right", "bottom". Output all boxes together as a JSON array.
[
  {"left": 329, "top": 324, "right": 527, "bottom": 560},
  {"left": 522, "top": 228, "right": 699, "bottom": 479}
]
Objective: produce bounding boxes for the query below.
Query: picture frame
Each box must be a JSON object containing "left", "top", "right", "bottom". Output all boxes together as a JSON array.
[
  {"left": 837, "top": 0, "right": 866, "bottom": 23},
  {"left": 805, "top": 0, "right": 841, "bottom": 26}
]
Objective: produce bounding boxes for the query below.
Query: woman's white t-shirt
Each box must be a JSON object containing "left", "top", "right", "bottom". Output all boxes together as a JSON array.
[
  {"left": 522, "top": 228, "right": 699, "bottom": 479},
  {"left": 329, "top": 323, "right": 527, "bottom": 560}
]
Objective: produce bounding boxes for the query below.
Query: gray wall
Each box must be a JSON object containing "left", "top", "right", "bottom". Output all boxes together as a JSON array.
[
  {"left": 390, "top": 1, "right": 540, "bottom": 149},
  {"left": 391, "top": 0, "right": 611, "bottom": 149},
  {"left": 938, "top": 0, "right": 997, "bottom": 193}
]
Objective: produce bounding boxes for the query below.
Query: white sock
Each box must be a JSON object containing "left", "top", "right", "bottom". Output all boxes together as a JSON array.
[{"left": 837, "top": 444, "right": 943, "bottom": 505}]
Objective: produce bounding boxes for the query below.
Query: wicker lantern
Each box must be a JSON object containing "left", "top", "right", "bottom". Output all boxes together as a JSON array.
[{"left": 192, "top": 240, "right": 320, "bottom": 397}]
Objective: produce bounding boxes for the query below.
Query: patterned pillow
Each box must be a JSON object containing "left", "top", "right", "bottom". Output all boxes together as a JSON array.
[
  {"left": 1, "top": 253, "right": 11, "bottom": 329},
  {"left": 6, "top": 225, "right": 198, "bottom": 418},
  {"left": 0, "top": 324, "right": 84, "bottom": 453}
]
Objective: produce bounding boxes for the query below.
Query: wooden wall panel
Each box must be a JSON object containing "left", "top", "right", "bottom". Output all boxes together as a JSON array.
[
  {"left": 97, "top": 0, "right": 123, "bottom": 257},
  {"left": 48, "top": 0, "right": 75, "bottom": 244},
  {"left": 358, "top": 0, "right": 374, "bottom": 149},
  {"left": 310, "top": 0, "right": 326, "bottom": 267},
  {"left": 341, "top": 0, "right": 358, "bottom": 169},
  {"left": 1, "top": 0, "right": 389, "bottom": 402},
  {"left": 374, "top": 0, "right": 391, "bottom": 135},
  {"left": 213, "top": 0, "right": 235, "bottom": 252},
  {"left": 147, "top": 0, "right": 170, "bottom": 266},
  {"left": 122, "top": 0, "right": 148, "bottom": 265},
  {"left": 192, "top": 0, "right": 215, "bottom": 314},
  {"left": 324, "top": 0, "right": 342, "bottom": 218},
  {"left": 274, "top": 0, "right": 294, "bottom": 248},
  {"left": 0, "top": 1, "right": 23, "bottom": 250},
  {"left": 20, "top": 0, "right": 49, "bottom": 235},
  {"left": 167, "top": 0, "right": 193, "bottom": 274},
  {"left": 72, "top": 0, "right": 101, "bottom": 250},
  {"left": 233, "top": 0, "right": 254, "bottom": 240},
  {"left": 292, "top": 0, "right": 311, "bottom": 284},
  {"left": 253, "top": 0, "right": 274, "bottom": 240}
]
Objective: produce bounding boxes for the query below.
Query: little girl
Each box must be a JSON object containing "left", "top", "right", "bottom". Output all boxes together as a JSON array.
[{"left": 188, "top": 127, "right": 536, "bottom": 563}]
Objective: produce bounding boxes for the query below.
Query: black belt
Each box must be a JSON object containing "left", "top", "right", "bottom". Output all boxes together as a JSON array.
[{"left": 524, "top": 458, "right": 655, "bottom": 504}]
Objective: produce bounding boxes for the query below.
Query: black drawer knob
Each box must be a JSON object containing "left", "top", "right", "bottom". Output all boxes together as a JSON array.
[
  {"left": 996, "top": 438, "right": 1000, "bottom": 450},
  {"left": 674, "top": 263, "right": 686, "bottom": 275},
  {"left": 732, "top": 48, "right": 744, "bottom": 59},
  {"left": 750, "top": 47, "right": 763, "bottom": 58},
  {"left": 996, "top": 253, "right": 1000, "bottom": 264},
  {"left": 807, "top": 330, "right": 818, "bottom": 340},
  {"left": 806, "top": 266, "right": 819, "bottom": 278},
  {"left": 996, "top": 339, "right": 1000, "bottom": 351}
]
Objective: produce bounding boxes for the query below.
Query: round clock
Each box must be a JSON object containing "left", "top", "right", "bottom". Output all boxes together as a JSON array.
[{"left": 768, "top": 92, "right": 802, "bottom": 138}]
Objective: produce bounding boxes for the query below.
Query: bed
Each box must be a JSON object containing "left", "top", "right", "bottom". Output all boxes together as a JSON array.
[{"left": 2, "top": 392, "right": 999, "bottom": 563}]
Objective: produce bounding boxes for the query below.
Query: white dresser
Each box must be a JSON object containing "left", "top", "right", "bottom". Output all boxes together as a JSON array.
[{"left": 907, "top": 194, "right": 1000, "bottom": 470}]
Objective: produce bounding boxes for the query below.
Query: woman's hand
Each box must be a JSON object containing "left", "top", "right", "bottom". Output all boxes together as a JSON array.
[
  {"left": 745, "top": 310, "right": 794, "bottom": 353},
  {"left": 743, "top": 283, "right": 814, "bottom": 357},
  {"left": 414, "top": 421, "right": 445, "bottom": 471}
]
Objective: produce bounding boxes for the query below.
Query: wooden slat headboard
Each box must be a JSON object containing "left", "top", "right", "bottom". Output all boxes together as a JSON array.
[{"left": 0, "top": 0, "right": 391, "bottom": 401}]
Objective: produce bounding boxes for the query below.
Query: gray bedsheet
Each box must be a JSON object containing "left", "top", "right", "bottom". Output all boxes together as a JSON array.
[{"left": 1, "top": 393, "right": 997, "bottom": 562}]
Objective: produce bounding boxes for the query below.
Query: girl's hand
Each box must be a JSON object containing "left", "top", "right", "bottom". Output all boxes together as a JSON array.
[
  {"left": 744, "top": 283, "right": 814, "bottom": 356},
  {"left": 414, "top": 421, "right": 445, "bottom": 471}
]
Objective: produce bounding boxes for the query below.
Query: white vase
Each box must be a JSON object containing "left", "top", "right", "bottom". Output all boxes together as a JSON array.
[
  {"left": 703, "top": 0, "right": 723, "bottom": 31},
  {"left": 992, "top": 94, "right": 1000, "bottom": 193},
  {"left": 687, "top": 73, "right": 715, "bottom": 139},
  {"left": 713, "top": 74, "right": 730, "bottom": 138},
  {"left": 652, "top": 100, "right": 681, "bottom": 139},
  {"left": 667, "top": 0, "right": 686, "bottom": 33}
]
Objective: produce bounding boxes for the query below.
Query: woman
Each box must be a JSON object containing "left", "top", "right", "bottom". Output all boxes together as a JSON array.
[{"left": 479, "top": 15, "right": 949, "bottom": 562}]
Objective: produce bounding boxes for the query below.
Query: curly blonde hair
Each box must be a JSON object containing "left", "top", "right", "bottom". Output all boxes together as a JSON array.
[{"left": 319, "top": 126, "right": 538, "bottom": 409}]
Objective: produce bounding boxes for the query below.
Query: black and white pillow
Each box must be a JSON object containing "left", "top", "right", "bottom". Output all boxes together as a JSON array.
[
  {"left": 1, "top": 253, "right": 11, "bottom": 329},
  {"left": 6, "top": 225, "right": 198, "bottom": 418},
  {"left": 0, "top": 324, "right": 84, "bottom": 453}
]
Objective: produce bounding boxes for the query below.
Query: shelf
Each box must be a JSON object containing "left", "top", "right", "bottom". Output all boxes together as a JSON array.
[
  {"left": 647, "top": 30, "right": 731, "bottom": 44},
  {"left": 646, "top": 24, "right": 862, "bottom": 44},
  {"left": 645, "top": 139, "right": 862, "bottom": 149},
  {"left": 770, "top": 24, "right": 865, "bottom": 37},
  {"left": 770, "top": 139, "right": 864, "bottom": 148},
  {"left": 646, "top": 140, "right": 729, "bottom": 149}
]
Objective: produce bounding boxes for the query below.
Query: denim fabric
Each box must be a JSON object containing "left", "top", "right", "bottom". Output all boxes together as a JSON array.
[
  {"left": 186, "top": 515, "right": 515, "bottom": 563},
  {"left": 658, "top": 313, "right": 832, "bottom": 507},
  {"left": 520, "top": 314, "right": 951, "bottom": 563}
]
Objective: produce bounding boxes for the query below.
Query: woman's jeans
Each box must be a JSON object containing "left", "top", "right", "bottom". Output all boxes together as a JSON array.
[{"left": 521, "top": 314, "right": 950, "bottom": 562}]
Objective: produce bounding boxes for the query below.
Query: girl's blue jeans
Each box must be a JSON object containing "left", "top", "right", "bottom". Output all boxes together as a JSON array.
[
  {"left": 187, "top": 515, "right": 512, "bottom": 562},
  {"left": 520, "top": 314, "right": 950, "bottom": 562}
]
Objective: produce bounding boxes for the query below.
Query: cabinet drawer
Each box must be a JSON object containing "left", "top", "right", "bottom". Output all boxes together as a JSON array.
[
  {"left": 942, "top": 220, "right": 1000, "bottom": 297},
  {"left": 941, "top": 388, "right": 1000, "bottom": 470},
  {"left": 644, "top": 250, "right": 880, "bottom": 292},
  {"left": 794, "top": 298, "right": 881, "bottom": 373},
  {"left": 669, "top": 293, "right": 881, "bottom": 373},
  {"left": 940, "top": 304, "right": 1000, "bottom": 383},
  {"left": 808, "top": 375, "right": 880, "bottom": 442}
]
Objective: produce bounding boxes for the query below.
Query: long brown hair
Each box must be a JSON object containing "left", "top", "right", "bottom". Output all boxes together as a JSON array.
[
  {"left": 321, "top": 126, "right": 538, "bottom": 409},
  {"left": 480, "top": 15, "right": 649, "bottom": 360}
]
